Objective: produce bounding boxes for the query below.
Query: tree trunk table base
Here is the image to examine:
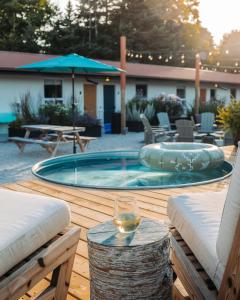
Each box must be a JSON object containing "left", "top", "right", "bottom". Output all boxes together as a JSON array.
[{"left": 87, "top": 218, "right": 172, "bottom": 300}]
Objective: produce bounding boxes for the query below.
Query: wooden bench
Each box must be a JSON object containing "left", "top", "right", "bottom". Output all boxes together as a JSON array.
[
  {"left": 47, "top": 133, "right": 97, "bottom": 151},
  {"left": 9, "top": 137, "right": 72, "bottom": 155}
]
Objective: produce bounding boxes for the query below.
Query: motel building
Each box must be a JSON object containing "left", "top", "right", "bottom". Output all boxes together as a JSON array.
[{"left": 0, "top": 51, "right": 240, "bottom": 127}]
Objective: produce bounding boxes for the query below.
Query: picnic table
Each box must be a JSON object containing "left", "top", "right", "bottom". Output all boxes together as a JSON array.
[{"left": 10, "top": 124, "right": 97, "bottom": 156}]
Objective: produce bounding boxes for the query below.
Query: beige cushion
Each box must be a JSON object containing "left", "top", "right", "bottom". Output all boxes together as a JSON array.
[
  {"left": 0, "top": 188, "right": 70, "bottom": 277},
  {"left": 217, "top": 147, "right": 240, "bottom": 268},
  {"left": 168, "top": 189, "right": 227, "bottom": 289}
]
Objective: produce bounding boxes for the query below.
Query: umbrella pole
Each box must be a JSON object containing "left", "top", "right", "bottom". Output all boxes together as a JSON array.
[{"left": 72, "top": 69, "right": 77, "bottom": 154}]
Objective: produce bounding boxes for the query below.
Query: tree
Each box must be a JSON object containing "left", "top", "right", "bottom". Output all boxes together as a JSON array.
[
  {"left": 0, "top": 0, "right": 57, "bottom": 52},
  {"left": 46, "top": 1, "right": 79, "bottom": 54}
]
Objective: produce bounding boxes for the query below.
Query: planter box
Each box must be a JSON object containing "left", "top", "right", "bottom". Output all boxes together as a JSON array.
[
  {"left": 81, "top": 125, "right": 102, "bottom": 137},
  {"left": 127, "top": 121, "right": 144, "bottom": 132},
  {"left": 9, "top": 128, "right": 41, "bottom": 138}
]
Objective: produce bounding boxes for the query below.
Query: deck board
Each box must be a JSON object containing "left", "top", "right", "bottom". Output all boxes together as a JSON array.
[{"left": 1, "top": 146, "right": 236, "bottom": 300}]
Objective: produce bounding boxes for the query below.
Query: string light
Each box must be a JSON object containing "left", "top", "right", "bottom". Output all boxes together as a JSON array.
[
  {"left": 158, "top": 55, "right": 162, "bottom": 60},
  {"left": 225, "top": 50, "right": 229, "bottom": 54},
  {"left": 216, "top": 62, "right": 220, "bottom": 66},
  {"left": 165, "top": 58, "right": 169, "bottom": 63},
  {"left": 169, "top": 55, "right": 173, "bottom": 60},
  {"left": 181, "top": 60, "right": 185, "bottom": 64},
  {"left": 235, "top": 62, "right": 239, "bottom": 67}
]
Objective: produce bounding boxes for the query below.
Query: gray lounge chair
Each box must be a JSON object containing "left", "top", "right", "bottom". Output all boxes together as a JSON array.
[
  {"left": 140, "top": 114, "right": 169, "bottom": 144},
  {"left": 157, "top": 112, "right": 172, "bottom": 131},
  {"left": 175, "top": 119, "right": 194, "bottom": 142}
]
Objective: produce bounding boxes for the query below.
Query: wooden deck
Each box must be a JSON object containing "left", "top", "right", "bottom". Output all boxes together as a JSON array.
[{"left": 1, "top": 146, "right": 236, "bottom": 300}]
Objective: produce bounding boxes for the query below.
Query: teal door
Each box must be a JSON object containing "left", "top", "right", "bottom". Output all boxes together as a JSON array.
[{"left": 104, "top": 85, "right": 115, "bottom": 123}]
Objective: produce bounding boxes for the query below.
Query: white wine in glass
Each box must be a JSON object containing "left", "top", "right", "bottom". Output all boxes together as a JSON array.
[{"left": 114, "top": 196, "right": 141, "bottom": 233}]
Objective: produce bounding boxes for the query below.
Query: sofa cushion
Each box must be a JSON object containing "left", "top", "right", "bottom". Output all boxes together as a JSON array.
[
  {"left": 0, "top": 188, "right": 70, "bottom": 277},
  {"left": 217, "top": 147, "right": 240, "bottom": 268},
  {"left": 168, "top": 189, "right": 227, "bottom": 289}
]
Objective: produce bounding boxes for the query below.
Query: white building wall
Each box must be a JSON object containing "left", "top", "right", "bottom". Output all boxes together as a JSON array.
[{"left": 0, "top": 72, "right": 238, "bottom": 122}]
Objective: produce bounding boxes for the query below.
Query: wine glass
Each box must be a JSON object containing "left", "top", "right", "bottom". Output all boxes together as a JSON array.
[{"left": 113, "top": 196, "right": 141, "bottom": 233}]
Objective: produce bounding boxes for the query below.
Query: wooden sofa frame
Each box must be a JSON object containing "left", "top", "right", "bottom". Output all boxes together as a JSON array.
[
  {"left": 170, "top": 215, "right": 240, "bottom": 300},
  {"left": 0, "top": 226, "right": 80, "bottom": 300}
]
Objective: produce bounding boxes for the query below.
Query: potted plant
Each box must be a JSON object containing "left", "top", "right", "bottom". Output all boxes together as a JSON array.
[
  {"left": 76, "top": 113, "right": 102, "bottom": 137},
  {"left": 217, "top": 99, "right": 240, "bottom": 147}
]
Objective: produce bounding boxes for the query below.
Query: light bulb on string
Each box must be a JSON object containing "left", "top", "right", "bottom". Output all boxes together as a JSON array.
[
  {"left": 135, "top": 54, "right": 139, "bottom": 58},
  {"left": 169, "top": 55, "right": 173, "bottom": 60},
  {"left": 165, "top": 58, "right": 169, "bottom": 63},
  {"left": 225, "top": 50, "right": 229, "bottom": 54},
  {"left": 127, "top": 52, "right": 131, "bottom": 57},
  {"left": 181, "top": 60, "right": 185, "bottom": 64},
  {"left": 148, "top": 55, "right": 153, "bottom": 61},
  {"left": 216, "top": 62, "right": 220, "bottom": 66},
  {"left": 234, "top": 69, "right": 237, "bottom": 73},
  {"left": 139, "top": 54, "right": 143, "bottom": 59},
  {"left": 130, "top": 53, "right": 134, "bottom": 58},
  {"left": 209, "top": 51, "right": 212, "bottom": 56},
  {"left": 158, "top": 55, "right": 162, "bottom": 60},
  {"left": 224, "top": 69, "right": 227, "bottom": 73},
  {"left": 235, "top": 62, "right": 239, "bottom": 67},
  {"left": 181, "top": 54, "right": 185, "bottom": 60}
]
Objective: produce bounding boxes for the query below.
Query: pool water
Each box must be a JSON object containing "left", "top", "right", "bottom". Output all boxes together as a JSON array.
[{"left": 33, "top": 151, "right": 232, "bottom": 189}]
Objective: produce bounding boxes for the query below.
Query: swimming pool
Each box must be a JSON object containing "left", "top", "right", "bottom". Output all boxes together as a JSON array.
[{"left": 32, "top": 150, "right": 232, "bottom": 189}]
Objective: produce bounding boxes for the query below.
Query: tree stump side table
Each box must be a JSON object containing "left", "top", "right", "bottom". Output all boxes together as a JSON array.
[{"left": 87, "top": 218, "right": 172, "bottom": 300}]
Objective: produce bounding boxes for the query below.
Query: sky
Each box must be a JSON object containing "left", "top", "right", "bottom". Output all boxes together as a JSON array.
[{"left": 54, "top": 0, "right": 240, "bottom": 44}]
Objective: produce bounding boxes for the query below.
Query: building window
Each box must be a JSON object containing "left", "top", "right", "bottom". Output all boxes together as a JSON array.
[
  {"left": 210, "top": 89, "right": 216, "bottom": 100},
  {"left": 44, "top": 79, "right": 62, "bottom": 99},
  {"left": 176, "top": 88, "right": 186, "bottom": 99},
  {"left": 230, "top": 88, "right": 236, "bottom": 98},
  {"left": 136, "top": 84, "right": 147, "bottom": 98}
]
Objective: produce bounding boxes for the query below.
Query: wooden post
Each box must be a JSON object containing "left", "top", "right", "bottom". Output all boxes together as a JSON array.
[
  {"left": 195, "top": 54, "right": 201, "bottom": 115},
  {"left": 120, "top": 36, "right": 127, "bottom": 134}
]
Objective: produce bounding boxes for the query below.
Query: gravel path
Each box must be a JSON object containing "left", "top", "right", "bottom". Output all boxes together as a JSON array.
[{"left": 0, "top": 133, "right": 144, "bottom": 184}]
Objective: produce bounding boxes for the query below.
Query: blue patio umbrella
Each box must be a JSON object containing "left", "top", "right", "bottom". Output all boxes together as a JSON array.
[{"left": 17, "top": 53, "right": 122, "bottom": 153}]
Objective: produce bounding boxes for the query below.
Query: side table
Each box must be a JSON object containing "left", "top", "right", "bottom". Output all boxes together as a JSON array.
[{"left": 87, "top": 218, "right": 172, "bottom": 300}]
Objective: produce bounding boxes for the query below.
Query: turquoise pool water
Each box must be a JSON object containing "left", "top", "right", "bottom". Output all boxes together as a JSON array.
[{"left": 32, "top": 150, "right": 232, "bottom": 189}]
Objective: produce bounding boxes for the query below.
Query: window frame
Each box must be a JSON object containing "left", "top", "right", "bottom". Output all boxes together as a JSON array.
[
  {"left": 176, "top": 87, "right": 186, "bottom": 99},
  {"left": 210, "top": 88, "right": 216, "bottom": 100},
  {"left": 44, "top": 79, "right": 63, "bottom": 103},
  {"left": 136, "top": 84, "right": 148, "bottom": 98},
  {"left": 230, "top": 88, "right": 236, "bottom": 99}
]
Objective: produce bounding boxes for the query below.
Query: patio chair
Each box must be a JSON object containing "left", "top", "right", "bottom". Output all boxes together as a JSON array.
[
  {"left": 197, "top": 112, "right": 216, "bottom": 133},
  {"left": 140, "top": 114, "right": 169, "bottom": 144},
  {"left": 157, "top": 112, "right": 172, "bottom": 131},
  {"left": 175, "top": 119, "right": 194, "bottom": 142},
  {"left": 168, "top": 145, "right": 240, "bottom": 300},
  {"left": 0, "top": 188, "right": 80, "bottom": 300}
]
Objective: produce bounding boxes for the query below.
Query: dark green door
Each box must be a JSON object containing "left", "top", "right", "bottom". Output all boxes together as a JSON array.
[{"left": 104, "top": 85, "right": 115, "bottom": 123}]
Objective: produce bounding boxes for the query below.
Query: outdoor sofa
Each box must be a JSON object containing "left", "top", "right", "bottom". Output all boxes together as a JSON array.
[
  {"left": 168, "top": 145, "right": 240, "bottom": 299},
  {"left": 0, "top": 188, "right": 80, "bottom": 300}
]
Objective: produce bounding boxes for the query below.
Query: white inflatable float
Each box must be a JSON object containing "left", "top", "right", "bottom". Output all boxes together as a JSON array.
[{"left": 139, "top": 143, "right": 224, "bottom": 172}]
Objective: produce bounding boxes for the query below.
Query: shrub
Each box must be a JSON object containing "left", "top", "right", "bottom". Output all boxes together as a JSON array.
[
  {"left": 217, "top": 99, "right": 240, "bottom": 136},
  {"left": 11, "top": 92, "right": 36, "bottom": 124},
  {"left": 75, "top": 113, "right": 101, "bottom": 127},
  {"left": 151, "top": 96, "right": 183, "bottom": 118},
  {"left": 199, "top": 99, "right": 225, "bottom": 115},
  {"left": 126, "top": 98, "right": 155, "bottom": 122},
  {"left": 38, "top": 103, "right": 70, "bottom": 125}
]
